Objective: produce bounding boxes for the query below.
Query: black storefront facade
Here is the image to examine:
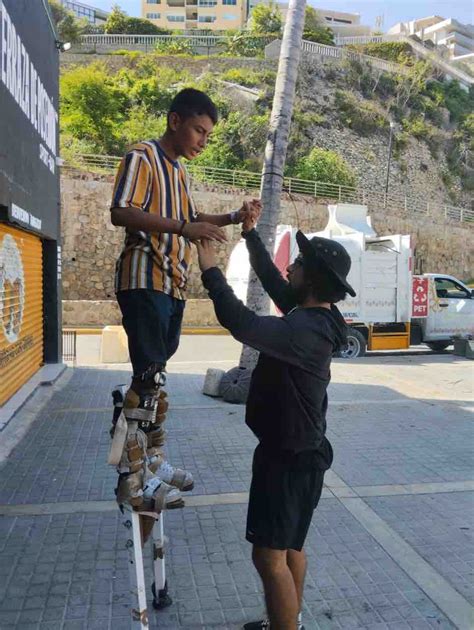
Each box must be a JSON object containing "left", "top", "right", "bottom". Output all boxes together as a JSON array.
[{"left": 0, "top": 0, "right": 61, "bottom": 405}]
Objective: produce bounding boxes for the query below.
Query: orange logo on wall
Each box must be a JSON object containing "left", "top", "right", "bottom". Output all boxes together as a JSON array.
[{"left": 0, "top": 234, "right": 25, "bottom": 343}]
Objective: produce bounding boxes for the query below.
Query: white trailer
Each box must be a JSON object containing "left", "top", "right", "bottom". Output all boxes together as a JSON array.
[{"left": 226, "top": 204, "right": 474, "bottom": 358}]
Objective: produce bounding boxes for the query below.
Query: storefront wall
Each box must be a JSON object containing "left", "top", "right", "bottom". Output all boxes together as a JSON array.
[
  {"left": 0, "top": 0, "right": 61, "bottom": 405},
  {"left": 0, "top": 224, "right": 43, "bottom": 405}
]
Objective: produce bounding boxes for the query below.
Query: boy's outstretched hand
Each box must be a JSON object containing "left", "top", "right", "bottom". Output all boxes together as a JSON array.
[{"left": 196, "top": 238, "right": 217, "bottom": 272}]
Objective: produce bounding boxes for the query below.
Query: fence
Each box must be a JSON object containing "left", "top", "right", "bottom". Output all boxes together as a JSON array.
[
  {"left": 62, "top": 330, "right": 77, "bottom": 362},
  {"left": 79, "top": 33, "right": 229, "bottom": 47},
  {"left": 301, "top": 40, "right": 408, "bottom": 75},
  {"left": 65, "top": 155, "right": 474, "bottom": 225},
  {"left": 334, "top": 34, "right": 473, "bottom": 88}
]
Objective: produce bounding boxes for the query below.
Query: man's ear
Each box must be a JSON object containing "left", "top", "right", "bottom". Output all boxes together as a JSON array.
[{"left": 168, "top": 112, "right": 180, "bottom": 132}]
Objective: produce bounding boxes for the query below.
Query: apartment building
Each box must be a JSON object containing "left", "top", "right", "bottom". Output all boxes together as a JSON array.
[
  {"left": 248, "top": 3, "right": 371, "bottom": 38},
  {"left": 388, "top": 16, "right": 474, "bottom": 60},
  {"left": 142, "top": 0, "right": 247, "bottom": 31},
  {"left": 59, "top": 0, "right": 109, "bottom": 24}
]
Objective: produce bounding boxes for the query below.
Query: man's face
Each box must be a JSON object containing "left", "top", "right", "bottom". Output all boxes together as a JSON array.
[
  {"left": 287, "top": 254, "right": 311, "bottom": 304},
  {"left": 169, "top": 112, "right": 214, "bottom": 160}
]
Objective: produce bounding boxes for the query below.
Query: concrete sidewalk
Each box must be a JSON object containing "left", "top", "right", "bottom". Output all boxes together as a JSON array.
[{"left": 0, "top": 350, "right": 473, "bottom": 629}]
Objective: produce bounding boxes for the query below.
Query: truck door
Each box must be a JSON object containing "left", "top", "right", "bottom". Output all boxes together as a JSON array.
[{"left": 426, "top": 277, "right": 474, "bottom": 340}]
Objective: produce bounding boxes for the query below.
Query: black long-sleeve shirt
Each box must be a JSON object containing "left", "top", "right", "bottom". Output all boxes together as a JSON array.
[{"left": 201, "top": 229, "right": 347, "bottom": 465}]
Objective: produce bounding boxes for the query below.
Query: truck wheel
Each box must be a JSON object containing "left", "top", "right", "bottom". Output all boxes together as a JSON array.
[
  {"left": 427, "top": 341, "right": 451, "bottom": 352},
  {"left": 338, "top": 328, "right": 367, "bottom": 359}
]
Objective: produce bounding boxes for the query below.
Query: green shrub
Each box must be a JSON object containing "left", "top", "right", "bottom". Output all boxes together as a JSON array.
[
  {"left": 291, "top": 147, "right": 356, "bottom": 187},
  {"left": 303, "top": 27, "right": 334, "bottom": 46},
  {"left": 111, "top": 50, "right": 142, "bottom": 59},
  {"left": 442, "top": 80, "right": 474, "bottom": 123},
  {"left": 292, "top": 110, "right": 325, "bottom": 128},
  {"left": 191, "top": 111, "right": 269, "bottom": 172},
  {"left": 60, "top": 63, "right": 129, "bottom": 154},
  {"left": 347, "top": 42, "right": 413, "bottom": 64},
  {"left": 461, "top": 113, "right": 474, "bottom": 149},
  {"left": 223, "top": 34, "right": 271, "bottom": 58},
  {"left": 402, "top": 116, "right": 443, "bottom": 157},
  {"left": 393, "top": 131, "right": 410, "bottom": 158},
  {"left": 220, "top": 68, "right": 275, "bottom": 88},
  {"left": 105, "top": 6, "right": 170, "bottom": 35},
  {"left": 374, "top": 73, "right": 397, "bottom": 99},
  {"left": 154, "top": 39, "right": 195, "bottom": 56},
  {"left": 121, "top": 108, "right": 167, "bottom": 149},
  {"left": 48, "top": 0, "right": 88, "bottom": 43},
  {"left": 335, "top": 90, "right": 389, "bottom": 134},
  {"left": 249, "top": 2, "right": 282, "bottom": 35},
  {"left": 401, "top": 116, "right": 431, "bottom": 139}
]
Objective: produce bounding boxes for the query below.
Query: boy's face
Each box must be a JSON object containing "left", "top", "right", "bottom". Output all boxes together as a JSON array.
[{"left": 168, "top": 112, "right": 214, "bottom": 160}]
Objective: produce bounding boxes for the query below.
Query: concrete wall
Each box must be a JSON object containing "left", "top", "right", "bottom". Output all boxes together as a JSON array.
[{"left": 60, "top": 169, "right": 473, "bottom": 326}]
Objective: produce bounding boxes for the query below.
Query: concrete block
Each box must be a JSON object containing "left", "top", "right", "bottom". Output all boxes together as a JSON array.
[
  {"left": 453, "top": 338, "right": 468, "bottom": 356},
  {"left": 100, "top": 326, "right": 129, "bottom": 363},
  {"left": 202, "top": 368, "right": 225, "bottom": 397},
  {"left": 465, "top": 340, "right": 474, "bottom": 359}
]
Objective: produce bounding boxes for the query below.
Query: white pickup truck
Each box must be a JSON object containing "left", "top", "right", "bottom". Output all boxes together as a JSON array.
[{"left": 226, "top": 204, "right": 474, "bottom": 358}]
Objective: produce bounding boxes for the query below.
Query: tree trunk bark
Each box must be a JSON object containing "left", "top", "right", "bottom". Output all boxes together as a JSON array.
[{"left": 239, "top": 0, "right": 307, "bottom": 370}]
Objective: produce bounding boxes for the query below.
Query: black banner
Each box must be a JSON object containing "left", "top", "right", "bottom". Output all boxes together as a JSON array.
[{"left": 0, "top": 0, "right": 60, "bottom": 240}]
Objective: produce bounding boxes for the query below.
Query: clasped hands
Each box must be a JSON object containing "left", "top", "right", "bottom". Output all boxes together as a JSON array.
[{"left": 196, "top": 199, "right": 261, "bottom": 272}]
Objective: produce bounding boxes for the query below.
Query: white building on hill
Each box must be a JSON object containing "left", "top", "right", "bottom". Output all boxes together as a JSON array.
[{"left": 388, "top": 16, "right": 474, "bottom": 60}]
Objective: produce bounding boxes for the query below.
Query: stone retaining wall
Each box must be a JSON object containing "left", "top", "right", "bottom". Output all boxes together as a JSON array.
[
  {"left": 63, "top": 298, "right": 219, "bottom": 327},
  {"left": 60, "top": 170, "right": 473, "bottom": 325}
]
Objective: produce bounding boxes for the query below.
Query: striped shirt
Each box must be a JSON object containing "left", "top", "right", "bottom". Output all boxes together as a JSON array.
[{"left": 111, "top": 141, "right": 198, "bottom": 300}]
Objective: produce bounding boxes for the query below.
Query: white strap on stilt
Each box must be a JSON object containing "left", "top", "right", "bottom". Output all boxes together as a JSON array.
[{"left": 108, "top": 411, "right": 129, "bottom": 466}]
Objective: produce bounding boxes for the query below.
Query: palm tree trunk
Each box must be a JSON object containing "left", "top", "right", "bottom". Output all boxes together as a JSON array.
[{"left": 239, "top": 0, "right": 307, "bottom": 370}]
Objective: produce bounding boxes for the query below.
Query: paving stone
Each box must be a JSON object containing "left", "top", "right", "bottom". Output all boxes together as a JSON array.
[
  {"left": 0, "top": 366, "right": 470, "bottom": 629},
  {"left": 366, "top": 492, "right": 474, "bottom": 605}
]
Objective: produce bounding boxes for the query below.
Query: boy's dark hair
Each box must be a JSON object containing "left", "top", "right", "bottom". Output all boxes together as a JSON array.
[
  {"left": 304, "top": 258, "right": 347, "bottom": 304},
  {"left": 168, "top": 88, "right": 218, "bottom": 125}
]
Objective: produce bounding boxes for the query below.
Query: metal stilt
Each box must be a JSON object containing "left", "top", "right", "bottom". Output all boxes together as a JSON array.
[
  {"left": 123, "top": 509, "right": 150, "bottom": 628},
  {"left": 122, "top": 508, "right": 172, "bottom": 628},
  {"left": 151, "top": 513, "right": 172, "bottom": 610}
]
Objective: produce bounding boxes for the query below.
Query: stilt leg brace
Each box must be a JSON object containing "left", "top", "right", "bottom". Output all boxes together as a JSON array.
[{"left": 108, "top": 365, "right": 188, "bottom": 510}]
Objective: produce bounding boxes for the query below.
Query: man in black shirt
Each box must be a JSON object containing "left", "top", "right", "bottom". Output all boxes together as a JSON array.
[{"left": 196, "top": 216, "right": 355, "bottom": 630}]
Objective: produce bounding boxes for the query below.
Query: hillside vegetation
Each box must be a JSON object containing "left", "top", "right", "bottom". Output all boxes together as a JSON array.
[{"left": 60, "top": 46, "right": 474, "bottom": 202}]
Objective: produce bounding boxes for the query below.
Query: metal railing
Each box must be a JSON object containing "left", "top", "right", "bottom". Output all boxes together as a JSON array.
[
  {"left": 334, "top": 34, "right": 403, "bottom": 46},
  {"left": 301, "top": 40, "right": 409, "bottom": 75},
  {"left": 79, "top": 33, "right": 230, "bottom": 47},
  {"left": 334, "top": 34, "right": 473, "bottom": 87},
  {"left": 62, "top": 330, "right": 77, "bottom": 362},
  {"left": 64, "top": 154, "right": 474, "bottom": 224}
]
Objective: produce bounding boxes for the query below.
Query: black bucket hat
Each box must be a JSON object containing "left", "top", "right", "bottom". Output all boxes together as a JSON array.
[{"left": 295, "top": 230, "right": 356, "bottom": 297}]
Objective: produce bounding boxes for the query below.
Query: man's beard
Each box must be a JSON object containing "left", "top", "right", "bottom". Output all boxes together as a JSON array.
[{"left": 290, "top": 282, "right": 312, "bottom": 305}]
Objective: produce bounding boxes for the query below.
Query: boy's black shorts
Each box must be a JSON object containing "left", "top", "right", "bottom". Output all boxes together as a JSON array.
[
  {"left": 246, "top": 443, "right": 331, "bottom": 552},
  {"left": 117, "top": 289, "right": 185, "bottom": 376}
]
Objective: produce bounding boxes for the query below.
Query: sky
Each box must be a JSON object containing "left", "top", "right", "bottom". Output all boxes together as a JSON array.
[{"left": 90, "top": 0, "right": 473, "bottom": 27}]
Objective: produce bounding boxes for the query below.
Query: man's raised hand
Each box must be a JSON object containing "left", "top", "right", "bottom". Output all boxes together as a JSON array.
[
  {"left": 196, "top": 238, "right": 217, "bottom": 272},
  {"left": 182, "top": 222, "right": 227, "bottom": 243},
  {"left": 242, "top": 199, "right": 262, "bottom": 233}
]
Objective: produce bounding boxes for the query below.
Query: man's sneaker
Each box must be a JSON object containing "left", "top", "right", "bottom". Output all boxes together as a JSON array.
[
  {"left": 148, "top": 456, "right": 194, "bottom": 491},
  {"left": 243, "top": 621, "right": 305, "bottom": 630}
]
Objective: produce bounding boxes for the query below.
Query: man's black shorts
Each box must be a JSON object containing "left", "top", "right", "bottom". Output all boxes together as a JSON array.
[{"left": 246, "top": 443, "right": 331, "bottom": 552}]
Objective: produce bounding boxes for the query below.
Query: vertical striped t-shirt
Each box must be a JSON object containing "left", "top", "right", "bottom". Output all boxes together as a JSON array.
[{"left": 110, "top": 140, "right": 198, "bottom": 300}]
